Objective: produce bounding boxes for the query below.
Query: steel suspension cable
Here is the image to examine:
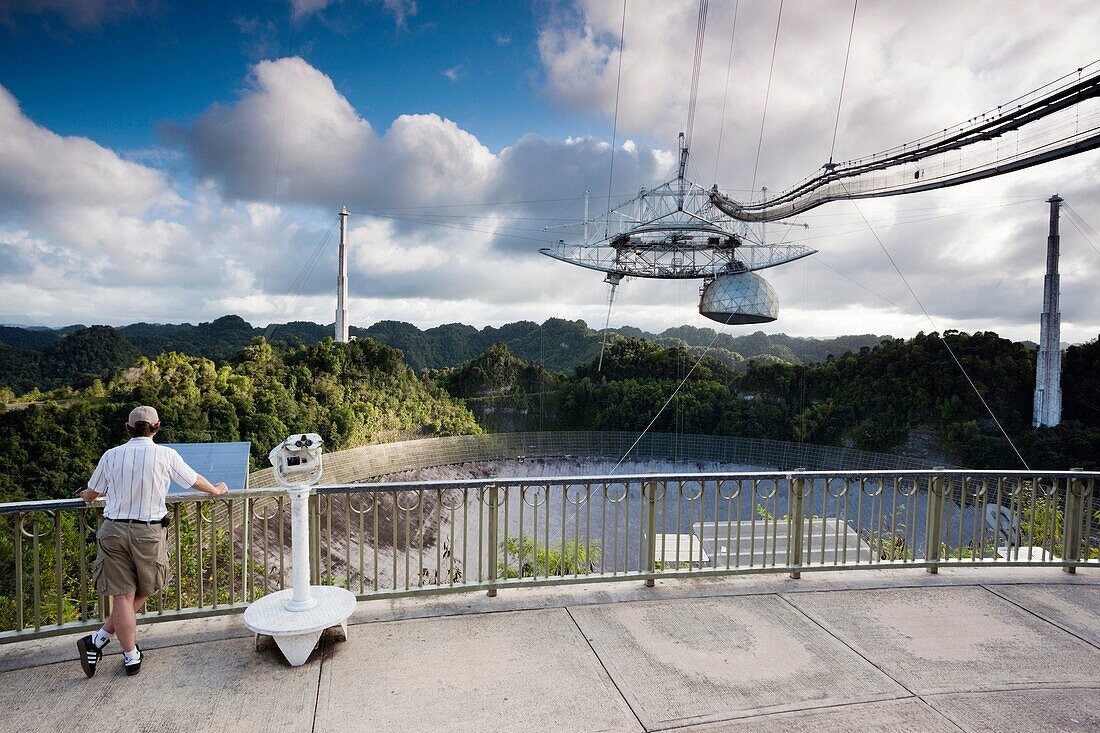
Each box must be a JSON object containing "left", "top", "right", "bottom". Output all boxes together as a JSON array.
[
  {"left": 749, "top": 0, "right": 784, "bottom": 198},
  {"left": 263, "top": 221, "right": 339, "bottom": 342},
  {"left": 839, "top": 182, "right": 1032, "bottom": 471},
  {"left": 797, "top": 260, "right": 808, "bottom": 443},
  {"left": 595, "top": 1, "right": 631, "bottom": 369},
  {"left": 1062, "top": 202, "right": 1100, "bottom": 259},
  {"left": 713, "top": 0, "right": 740, "bottom": 184},
  {"left": 718, "top": 59, "right": 1100, "bottom": 221},
  {"left": 350, "top": 211, "right": 555, "bottom": 244},
  {"left": 610, "top": 299, "right": 749, "bottom": 474},
  {"left": 261, "top": 17, "right": 296, "bottom": 295},
  {"left": 684, "top": 0, "right": 710, "bottom": 149},
  {"left": 604, "top": 0, "right": 629, "bottom": 241},
  {"left": 596, "top": 277, "right": 618, "bottom": 372},
  {"left": 827, "top": 0, "right": 859, "bottom": 166}
]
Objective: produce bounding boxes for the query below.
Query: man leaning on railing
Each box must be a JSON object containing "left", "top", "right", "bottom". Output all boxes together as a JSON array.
[{"left": 74, "top": 406, "right": 228, "bottom": 678}]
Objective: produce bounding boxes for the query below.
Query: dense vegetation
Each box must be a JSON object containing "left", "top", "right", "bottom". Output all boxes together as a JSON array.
[
  {"left": 6, "top": 329, "right": 1091, "bottom": 634},
  {"left": 0, "top": 316, "right": 887, "bottom": 393},
  {"left": 362, "top": 318, "right": 888, "bottom": 373},
  {"left": 429, "top": 343, "right": 561, "bottom": 431},
  {"left": 0, "top": 338, "right": 479, "bottom": 503},
  {"left": 0, "top": 316, "right": 345, "bottom": 394},
  {"left": 2, "top": 313, "right": 1096, "bottom": 505},
  {"left": 0, "top": 326, "right": 140, "bottom": 395},
  {"left": 436, "top": 332, "right": 1100, "bottom": 471},
  {"left": 538, "top": 339, "right": 793, "bottom": 439}
]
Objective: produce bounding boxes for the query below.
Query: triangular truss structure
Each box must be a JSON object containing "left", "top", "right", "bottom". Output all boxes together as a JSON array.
[{"left": 541, "top": 137, "right": 815, "bottom": 281}]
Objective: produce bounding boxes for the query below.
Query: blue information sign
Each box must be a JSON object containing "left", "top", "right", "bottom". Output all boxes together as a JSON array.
[{"left": 162, "top": 441, "right": 251, "bottom": 494}]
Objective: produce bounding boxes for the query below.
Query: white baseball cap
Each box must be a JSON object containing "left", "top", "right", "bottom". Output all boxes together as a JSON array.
[{"left": 127, "top": 406, "right": 160, "bottom": 426}]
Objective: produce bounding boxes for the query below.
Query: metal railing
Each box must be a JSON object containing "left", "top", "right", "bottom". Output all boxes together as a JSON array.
[
  {"left": 2, "top": 469, "right": 1096, "bottom": 642},
  {"left": 247, "top": 431, "right": 951, "bottom": 487}
]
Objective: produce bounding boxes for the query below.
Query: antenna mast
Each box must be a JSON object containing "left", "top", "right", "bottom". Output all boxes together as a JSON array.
[
  {"left": 583, "top": 188, "right": 590, "bottom": 245},
  {"left": 676, "top": 131, "right": 688, "bottom": 210},
  {"left": 335, "top": 206, "right": 350, "bottom": 343},
  {"left": 1033, "top": 194, "right": 1063, "bottom": 427}
]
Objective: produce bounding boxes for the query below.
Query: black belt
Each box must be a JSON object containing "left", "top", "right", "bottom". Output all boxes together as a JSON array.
[{"left": 107, "top": 517, "right": 167, "bottom": 525}]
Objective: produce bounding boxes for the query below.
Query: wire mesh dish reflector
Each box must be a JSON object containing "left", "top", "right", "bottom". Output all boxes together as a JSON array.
[{"left": 699, "top": 272, "right": 779, "bottom": 324}]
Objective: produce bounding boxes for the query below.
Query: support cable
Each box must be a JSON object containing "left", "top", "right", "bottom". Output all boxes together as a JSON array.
[
  {"left": 596, "top": 277, "right": 620, "bottom": 372},
  {"left": 595, "top": 0, "right": 629, "bottom": 370},
  {"left": 827, "top": 0, "right": 859, "bottom": 166},
  {"left": 604, "top": 0, "right": 629, "bottom": 241},
  {"left": 358, "top": 195, "right": 586, "bottom": 211},
  {"left": 797, "top": 260, "right": 808, "bottom": 443},
  {"left": 792, "top": 0, "right": 858, "bottom": 443},
  {"left": 748, "top": 0, "right": 784, "bottom": 197},
  {"left": 1062, "top": 202, "right": 1100, "bottom": 259},
  {"left": 840, "top": 182, "right": 1032, "bottom": 470},
  {"left": 791, "top": 198, "right": 1036, "bottom": 243},
  {"left": 684, "top": 0, "right": 710, "bottom": 148},
  {"left": 713, "top": 0, "right": 740, "bottom": 184},
  {"left": 263, "top": 221, "right": 339, "bottom": 342},
  {"left": 349, "top": 211, "right": 556, "bottom": 244},
  {"left": 261, "top": 18, "right": 296, "bottom": 294},
  {"left": 718, "top": 58, "right": 1100, "bottom": 222},
  {"left": 812, "top": 256, "right": 914, "bottom": 314},
  {"left": 610, "top": 307, "right": 740, "bottom": 474}
]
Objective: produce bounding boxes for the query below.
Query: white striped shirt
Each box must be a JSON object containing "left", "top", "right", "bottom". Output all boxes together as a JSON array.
[{"left": 87, "top": 437, "right": 199, "bottom": 521}]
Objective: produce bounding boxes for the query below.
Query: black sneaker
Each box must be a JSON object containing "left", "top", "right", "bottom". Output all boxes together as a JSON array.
[
  {"left": 124, "top": 645, "right": 143, "bottom": 676},
  {"left": 77, "top": 634, "right": 108, "bottom": 678}
]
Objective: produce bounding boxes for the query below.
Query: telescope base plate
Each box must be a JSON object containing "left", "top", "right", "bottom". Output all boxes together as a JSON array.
[{"left": 244, "top": 586, "right": 356, "bottom": 666}]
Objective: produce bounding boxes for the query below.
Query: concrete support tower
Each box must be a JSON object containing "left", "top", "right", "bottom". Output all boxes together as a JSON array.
[
  {"left": 1033, "top": 195, "right": 1063, "bottom": 427},
  {"left": 335, "top": 206, "right": 349, "bottom": 343}
]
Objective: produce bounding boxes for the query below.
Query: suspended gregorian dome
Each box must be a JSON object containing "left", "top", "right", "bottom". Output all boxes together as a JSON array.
[{"left": 699, "top": 272, "right": 778, "bottom": 325}]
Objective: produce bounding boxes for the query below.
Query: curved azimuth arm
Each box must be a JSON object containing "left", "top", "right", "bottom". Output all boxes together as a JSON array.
[{"left": 712, "top": 62, "right": 1100, "bottom": 223}]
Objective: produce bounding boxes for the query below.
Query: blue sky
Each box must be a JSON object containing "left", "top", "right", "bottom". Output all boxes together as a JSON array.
[
  {"left": 0, "top": 1, "right": 597, "bottom": 154},
  {"left": 1, "top": 1, "right": 1098, "bottom": 342}
]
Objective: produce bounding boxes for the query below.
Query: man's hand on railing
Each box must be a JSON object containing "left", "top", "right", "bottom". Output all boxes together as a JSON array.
[
  {"left": 75, "top": 486, "right": 99, "bottom": 504},
  {"left": 191, "top": 475, "right": 230, "bottom": 497}
]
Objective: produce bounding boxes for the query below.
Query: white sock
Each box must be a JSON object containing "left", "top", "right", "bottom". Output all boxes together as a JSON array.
[
  {"left": 93, "top": 628, "right": 111, "bottom": 648},
  {"left": 123, "top": 647, "right": 141, "bottom": 664}
]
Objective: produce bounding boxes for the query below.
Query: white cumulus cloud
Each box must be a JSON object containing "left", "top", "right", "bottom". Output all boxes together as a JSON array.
[
  {"left": 3, "top": 6, "right": 1100, "bottom": 346},
  {"left": 0, "top": 85, "right": 176, "bottom": 216}
]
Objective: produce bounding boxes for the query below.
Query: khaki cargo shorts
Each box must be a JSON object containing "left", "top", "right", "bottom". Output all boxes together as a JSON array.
[{"left": 94, "top": 519, "right": 169, "bottom": 597}]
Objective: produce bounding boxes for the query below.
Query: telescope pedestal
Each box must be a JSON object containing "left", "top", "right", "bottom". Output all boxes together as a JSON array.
[
  {"left": 243, "top": 485, "right": 356, "bottom": 666},
  {"left": 243, "top": 586, "right": 356, "bottom": 666}
]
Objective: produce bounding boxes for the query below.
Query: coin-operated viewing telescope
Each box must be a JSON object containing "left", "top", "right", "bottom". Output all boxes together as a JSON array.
[
  {"left": 269, "top": 433, "right": 325, "bottom": 489},
  {"left": 244, "top": 433, "right": 355, "bottom": 667}
]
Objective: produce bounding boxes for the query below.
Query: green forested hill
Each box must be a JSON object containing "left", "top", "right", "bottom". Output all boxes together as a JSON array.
[
  {"left": 0, "top": 316, "right": 889, "bottom": 394},
  {"left": 0, "top": 338, "right": 480, "bottom": 503},
  {"left": 3, "top": 323, "right": 1097, "bottom": 504},
  {"left": 0, "top": 326, "right": 140, "bottom": 394},
  {"left": 430, "top": 343, "right": 561, "bottom": 430},
  {"left": 554, "top": 339, "right": 790, "bottom": 438},
  {"left": 1061, "top": 340, "right": 1100, "bottom": 426},
  {"left": 0, "top": 342, "right": 41, "bottom": 395},
  {"left": 741, "top": 331, "right": 1036, "bottom": 462},
  {"left": 119, "top": 315, "right": 256, "bottom": 360},
  {"left": 360, "top": 318, "right": 889, "bottom": 373},
  {"left": 432, "top": 333, "right": 1100, "bottom": 471},
  {"left": 355, "top": 317, "right": 605, "bottom": 372},
  {"left": 433, "top": 342, "right": 559, "bottom": 399},
  {"left": 0, "top": 326, "right": 62, "bottom": 351}
]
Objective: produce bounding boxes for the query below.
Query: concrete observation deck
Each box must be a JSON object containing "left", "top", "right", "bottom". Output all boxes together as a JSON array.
[{"left": 2, "top": 567, "right": 1098, "bottom": 732}]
